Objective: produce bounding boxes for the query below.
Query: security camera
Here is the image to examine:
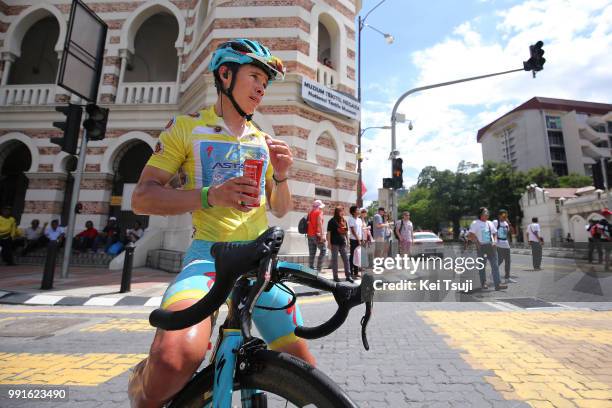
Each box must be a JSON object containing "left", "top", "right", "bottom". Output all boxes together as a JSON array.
[{"left": 408, "top": 121, "right": 413, "bottom": 131}]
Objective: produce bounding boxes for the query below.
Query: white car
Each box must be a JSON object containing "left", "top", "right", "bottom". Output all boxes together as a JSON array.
[{"left": 411, "top": 231, "right": 444, "bottom": 258}]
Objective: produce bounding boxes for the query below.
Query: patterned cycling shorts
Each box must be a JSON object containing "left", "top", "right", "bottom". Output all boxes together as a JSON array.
[{"left": 161, "top": 240, "right": 304, "bottom": 350}]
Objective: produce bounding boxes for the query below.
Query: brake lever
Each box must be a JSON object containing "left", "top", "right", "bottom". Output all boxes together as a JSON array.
[
  {"left": 360, "top": 301, "right": 372, "bottom": 351},
  {"left": 360, "top": 273, "right": 374, "bottom": 351}
]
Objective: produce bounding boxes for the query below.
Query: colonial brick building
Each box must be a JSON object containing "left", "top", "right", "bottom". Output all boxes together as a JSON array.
[{"left": 0, "top": 0, "right": 361, "bottom": 260}]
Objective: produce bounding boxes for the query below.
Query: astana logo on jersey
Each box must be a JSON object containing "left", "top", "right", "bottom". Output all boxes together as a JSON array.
[{"left": 198, "top": 140, "right": 268, "bottom": 194}]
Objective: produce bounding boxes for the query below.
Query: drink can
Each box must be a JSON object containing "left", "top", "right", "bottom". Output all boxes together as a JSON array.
[{"left": 243, "top": 159, "right": 263, "bottom": 207}]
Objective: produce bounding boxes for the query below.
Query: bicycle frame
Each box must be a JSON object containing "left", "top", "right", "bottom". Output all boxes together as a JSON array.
[{"left": 206, "top": 261, "right": 278, "bottom": 408}]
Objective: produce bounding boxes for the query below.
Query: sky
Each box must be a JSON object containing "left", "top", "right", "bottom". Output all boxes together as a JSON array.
[{"left": 358, "top": 0, "right": 612, "bottom": 203}]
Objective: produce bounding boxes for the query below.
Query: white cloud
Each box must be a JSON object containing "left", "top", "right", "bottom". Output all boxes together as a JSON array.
[{"left": 361, "top": 0, "right": 612, "bottom": 203}]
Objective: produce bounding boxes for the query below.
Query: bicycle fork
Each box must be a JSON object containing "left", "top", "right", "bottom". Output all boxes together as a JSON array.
[{"left": 209, "top": 329, "right": 265, "bottom": 408}]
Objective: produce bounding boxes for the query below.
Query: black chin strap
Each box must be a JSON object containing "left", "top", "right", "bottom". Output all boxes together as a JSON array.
[{"left": 220, "top": 68, "right": 253, "bottom": 122}]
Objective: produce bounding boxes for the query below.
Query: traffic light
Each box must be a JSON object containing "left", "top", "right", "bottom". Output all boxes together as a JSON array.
[
  {"left": 523, "top": 41, "right": 546, "bottom": 72},
  {"left": 52, "top": 104, "right": 82, "bottom": 155},
  {"left": 392, "top": 158, "right": 403, "bottom": 189},
  {"left": 83, "top": 104, "right": 109, "bottom": 141}
]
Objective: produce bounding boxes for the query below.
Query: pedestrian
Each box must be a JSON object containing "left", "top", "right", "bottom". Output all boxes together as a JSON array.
[
  {"left": 467, "top": 207, "right": 507, "bottom": 290},
  {"left": 0, "top": 206, "right": 17, "bottom": 265},
  {"left": 348, "top": 205, "right": 362, "bottom": 277},
  {"left": 493, "top": 209, "right": 514, "bottom": 283},
  {"left": 21, "top": 219, "right": 47, "bottom": 255},
  {"left": 306, "top": 199, "right": 327, "bottom": 271},
  {"left": 125, "top": 221, "right": 145, "bottom": 244},
  {"left": 598, "top": 208, "right": 612, "bottom": 271},
  {"left": 95, "top": 216, "right": 121, "bottom": 253},
  {"left": 373, "top": 207, "right": 387, "bottom": 258},
  {"left": 44, "top": 219, "right": 65, "bottom": 246},
  {"left": 73, "top": 220, "right": 98, "bottom": 252},
  {"left": 586, "top": 219, "right": 602, "bottom": 264},
  {"left": 526, "top": 217, "right": 544, "bottom": 270},
  {"left": 396, "top": 211, "right": 414, "bottom": 256},
  {"left": 384, "top": 213, "right": 393, "bottom": 257},
  {"left": 327, "top": 205, "right": 353, "bottom": 282},
  {"left": 360, "top": 209, "right": 373, "bottom": 268}
]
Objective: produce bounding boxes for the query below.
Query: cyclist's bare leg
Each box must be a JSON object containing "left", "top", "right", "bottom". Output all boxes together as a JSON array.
[
  {"left": 128, "top": 299, "right": 211, "bottom": 408},
  {"left": 276, "top": 338, "right": 317, "bottom": 367}
]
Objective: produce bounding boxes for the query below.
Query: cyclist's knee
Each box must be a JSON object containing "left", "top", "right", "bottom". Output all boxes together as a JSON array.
[{"left": 150, "top": 332, "right": 206, "bottom": 374}]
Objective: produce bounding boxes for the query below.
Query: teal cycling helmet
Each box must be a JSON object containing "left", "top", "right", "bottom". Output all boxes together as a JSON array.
[
  {"left": 208, "top": 39, "right": 285, "bottom": 120},
  {"left": 208, "top": 39, "right": 285, "bottom": 81}
]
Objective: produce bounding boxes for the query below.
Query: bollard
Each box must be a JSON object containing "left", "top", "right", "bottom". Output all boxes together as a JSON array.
[
  {"left": 120, "top": 242, "right": 135, "bottom": 293},
  {"left": 41, "top": 240, "right": 59, "bottom": 290}
]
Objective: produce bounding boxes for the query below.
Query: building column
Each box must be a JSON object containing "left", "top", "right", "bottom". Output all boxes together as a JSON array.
[
  {"left": 77, "top": 172, "right": 114, "bottom": 231},
  {"left": 0, "top": 52, "right": 17, "bottom": 86},
  {"left": 21, "top": 172, "right": 67, "bottom": 228}
]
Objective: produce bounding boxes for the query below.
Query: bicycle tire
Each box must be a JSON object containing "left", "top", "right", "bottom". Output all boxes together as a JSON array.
[{"left": 168, "top": 350, "right": 358, "bottom": 408}]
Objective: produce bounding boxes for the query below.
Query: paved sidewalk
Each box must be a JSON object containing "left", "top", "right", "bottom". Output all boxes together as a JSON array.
[{"left": 0, "top": 264, "right": 349, "bottom": 306}]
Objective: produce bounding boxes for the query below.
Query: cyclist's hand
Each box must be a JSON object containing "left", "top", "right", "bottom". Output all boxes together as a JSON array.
[
  {"left": 208, "top": 176, "right": 260, "bottom": 212},
  {"left": 265, "top": 135, "right": 292, "bottom": 177}
]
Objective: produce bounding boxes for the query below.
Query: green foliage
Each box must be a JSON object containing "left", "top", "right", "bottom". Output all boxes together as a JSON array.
[
  {"left": 558, "top": 173, "right": 592, "bottom": 188},
  {"left": 397, "top": 163, "right": 594, "bottom": 239}
]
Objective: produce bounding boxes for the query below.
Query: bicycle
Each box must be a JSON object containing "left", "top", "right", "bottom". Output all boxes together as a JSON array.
[{"left": 149, "top": 226, "right": 374, "bottom": 407}]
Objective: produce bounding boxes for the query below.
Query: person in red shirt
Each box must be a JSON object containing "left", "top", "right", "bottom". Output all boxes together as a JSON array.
[
  {"left": 73, "top": 220, "right": 98, "bottom": 252},
  {"left": 306, "top": 199, "right": 327, "bottom": 271}
]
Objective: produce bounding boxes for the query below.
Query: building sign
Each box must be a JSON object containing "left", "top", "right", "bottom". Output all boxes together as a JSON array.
[{"left": 301, "top": 78, "right": 360, "bottom": 120}]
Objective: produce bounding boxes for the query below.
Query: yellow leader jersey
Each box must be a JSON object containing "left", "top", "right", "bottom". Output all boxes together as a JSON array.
[{"left": 146, "top": 105, "right": 274, "bottom": 242}]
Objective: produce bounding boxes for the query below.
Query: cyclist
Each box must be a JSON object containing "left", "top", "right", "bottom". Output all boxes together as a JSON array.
[{"left": 128, "top": 39, "right": 316, "bottom": 408}]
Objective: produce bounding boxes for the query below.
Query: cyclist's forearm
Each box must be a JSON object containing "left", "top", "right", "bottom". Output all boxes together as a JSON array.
[
  {"left": 269, "top": 180, "right": 292, "bottom": 217},
  {"left": 132, "top": 181, "right": 200, "bottom": 215}
]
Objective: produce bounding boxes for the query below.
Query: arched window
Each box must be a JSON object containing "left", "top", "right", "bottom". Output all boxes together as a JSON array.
[
  {"left": 8, "top": 17, "right": 59, "bottom": 85},
  {"left": 0, "top": 140, "right": 32, "bottom": 223},
  {"left": 195, "top": 0, "right": 209, "bottom": 39},
  {"left": 316, "top": 14, "right": 340, "bottom": 87},
  {"left": 315, "top": 132, "right": 338, "bottom": 169},
  {"left": 124, "top": 13, "right": 179, "bottom": 83}
]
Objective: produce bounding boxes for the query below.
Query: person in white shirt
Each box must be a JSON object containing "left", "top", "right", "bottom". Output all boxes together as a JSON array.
[
  {"left": 526, "top": 217, "right": 543, "bottom": 270},
  {"left": 22, "top": 219, "right": 47, "bottom": 255},
  {"left": 493, "top": 209, "right": 514, "bottom": 283},
  {"left": 348, "top": 205, "right": 363, "bottom": 277},
  {"left": 396, "top": 211, "right": 414, "bottom": 256},
  {"left": 126, "top": 221, "right": 145, "bottom": 243},
  {"left": 467, "top": 207, "right": 507, "bottom": 290},
  {"left": 44, "top": 219, "right": 65, "bottom": 244}
]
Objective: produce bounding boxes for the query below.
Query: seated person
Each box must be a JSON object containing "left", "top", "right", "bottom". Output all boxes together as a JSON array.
[
  {"left": 21, "top": 219, "right": 48, "bottom": 255},
  {"left": 44, "top": 219, "right": 65, "bottom": 246},
  {"left": 95, "top": 216, "right": 121, "bottom": 252},
  {"left": 73, "top": 220, "right": 98, "bottom": 252},
  {"left": 0, "top": 206, "right": 17, "bottom": 265},
  {"left": 125, "top": 221, "right": 144, "bottom": 244}
]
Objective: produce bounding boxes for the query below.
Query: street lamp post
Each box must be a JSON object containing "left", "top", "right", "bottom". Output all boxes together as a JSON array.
[
  {"left": 389, "top": 67, "right": 527, "bottom": 223},
  {"left": 357, "top": 0, "right": 393, "bottom": 208}
]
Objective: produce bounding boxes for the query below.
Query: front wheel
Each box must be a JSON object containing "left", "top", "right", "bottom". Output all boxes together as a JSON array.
[{"left": 168, "top": 350, "right": 357, "bottom": 408}]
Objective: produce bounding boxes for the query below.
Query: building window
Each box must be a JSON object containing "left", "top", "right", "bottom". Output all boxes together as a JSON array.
[
  {"left": 592, "top": 124, "right": 606, "bottom": 133},
  {"left": 548, "top": 130, "right": 564, "bottom": 146},
  {"left": 585, "top": 164, "right": 593, "bottom": 176},
  {"left": 552, "top": 163, "right": 568, "bottom": 176},
  {"left": 315, "top": 187, "right": 332, "bottom": 197},
  {"left": 596, "top": 140, "right": 609, "bottom": 148},
  {"left": 608, "top": 121, "right": 612, "bottom": 134},
  {"left": 546, "top": 116, "right": 562, "bottom": 130},
  {"left": 550, "top": 147, "right": 566, "bottom": 162}
]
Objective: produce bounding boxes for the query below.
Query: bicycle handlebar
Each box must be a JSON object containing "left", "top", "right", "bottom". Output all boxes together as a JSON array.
[
  {"left": 149, "top": 227, "right": 284, "bottom": 331},
  {"left": 149, "top": 226, "right": 373, "bottom": 349}
]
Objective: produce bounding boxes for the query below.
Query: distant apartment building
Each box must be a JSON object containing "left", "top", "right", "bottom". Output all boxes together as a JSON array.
[{"left": 477, "top": 97, "right": 612, "bottom": 177}]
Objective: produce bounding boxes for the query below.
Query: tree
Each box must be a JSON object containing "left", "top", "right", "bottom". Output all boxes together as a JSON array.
[
  {"left": 558, "top": 173, "right": 592, "bottom": 188},
  {"left": 525, "top": 167, "right": 559, "bottom": 188}
]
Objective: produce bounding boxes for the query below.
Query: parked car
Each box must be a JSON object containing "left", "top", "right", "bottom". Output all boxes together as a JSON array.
[{"left": 412, "top": 231, "right": 444, "bottom": 258}]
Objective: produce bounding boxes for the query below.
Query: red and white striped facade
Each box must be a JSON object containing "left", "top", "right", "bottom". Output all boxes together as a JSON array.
[{"left": 0, "top": 0, "right": 361, "bottom": 255}]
